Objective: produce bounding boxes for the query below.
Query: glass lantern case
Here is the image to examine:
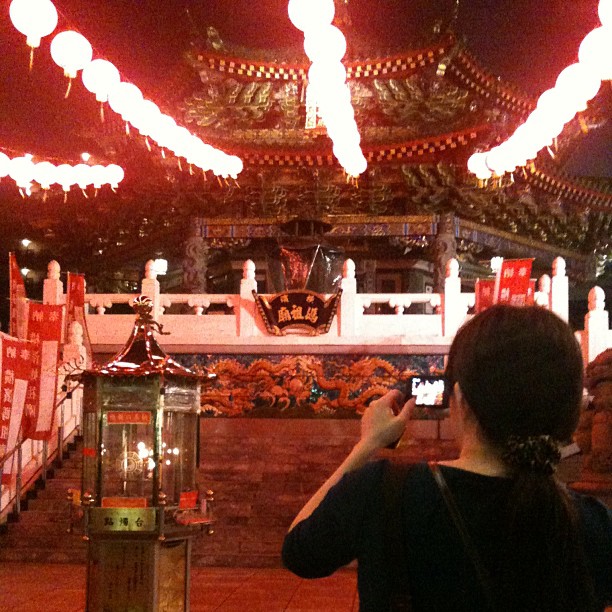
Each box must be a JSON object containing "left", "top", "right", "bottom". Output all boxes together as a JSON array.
[{"left": 76, "top": 297, "right": 214, "bottom": 612}]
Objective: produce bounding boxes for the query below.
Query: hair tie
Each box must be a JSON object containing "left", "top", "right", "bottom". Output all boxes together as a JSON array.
[{"left": 502, "top": 435, "right": 561, "bottom": 475}]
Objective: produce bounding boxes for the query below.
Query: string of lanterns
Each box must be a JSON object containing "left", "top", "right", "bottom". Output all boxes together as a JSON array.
[
  {"left": 288, "top": 0, "right": 367, "bottom": 178},
  {"left": 8, "top": 0, "right": 244, "bottom": 182},
  {"left": 0, "top": 151, "right": 125, "bottom": 195},
  {"left": 468, "top": 0, "right": 612, "bottom": 181}
]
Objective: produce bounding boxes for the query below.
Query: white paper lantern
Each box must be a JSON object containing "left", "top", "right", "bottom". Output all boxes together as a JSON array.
[
  {"left": 82, "top": 59, "right": 121, "bottom": 103},
  {"left": 304, "top": 25, "right": 347, "bottom": 63},
  {"left": 579, "top": 27, "right": 612, "bottom": 81},
  {"left": 8, "top": 155, "right": 35, "bottom": 187},
  {"left": 288, "top": 0, "right": 335, "bottom": 32},
  {"left": 0, "top": 152, "right": 10, "bottom": 178},
  {"left": 54, "top": 163, "right": 77, "bottom": 191},
  {"left": 599, "top": 0, "right": 612, "bottom": 27},
  {"left": 33, "top": 161, "right": 56, "bottom": 188},
  {"left": 107, "top": 82, "right": 144, "bottom": 121},
  {"left": 105, "top": 164, "right": 125, "bottom": 188},
  {"left": 73, "top": 164, "right": 94, "bottom": 189},
  {"left": 9, "top": 0, "right": 58, "bottom": 48},
  {"left": 50, "top": 31, "right": 93, "bottom": 78}
]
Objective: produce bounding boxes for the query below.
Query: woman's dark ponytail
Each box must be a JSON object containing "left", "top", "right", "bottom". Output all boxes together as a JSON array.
[{"left": 446, "top": 305, "right": 597, "bottom": 611}]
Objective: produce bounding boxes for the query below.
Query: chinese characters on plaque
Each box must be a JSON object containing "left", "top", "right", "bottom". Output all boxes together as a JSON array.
[{"left": 253, "top": 290, "right": 342, "bottom": 336}]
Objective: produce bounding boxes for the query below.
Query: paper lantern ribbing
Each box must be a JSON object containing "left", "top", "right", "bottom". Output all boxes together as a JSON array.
[
  {"left": 288, "top": 0, "right": 335, "bottom": 32},
  {"left": 9, "top": 0, "right": 58, "bottom": 48},
  {"left": 50, "top": 31, "right": 93, "bottom": 78},
  {"left": 82, "top": 59, "right": 121, "bottom": 103}
]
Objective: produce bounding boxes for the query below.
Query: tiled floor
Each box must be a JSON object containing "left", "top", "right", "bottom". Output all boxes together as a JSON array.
[{"left": 0, "top": 563, "right": 359, "bottom": 611}]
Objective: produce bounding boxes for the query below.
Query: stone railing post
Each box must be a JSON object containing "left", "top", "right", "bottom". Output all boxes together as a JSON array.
[
  {"left": 141, "top": 260, "right": 161, "bottom": 321},
  {"left": 443, "top": 258, "right": 462, "bottom": 337},
  {"left": 535, "top": 274, "right": 551, "bottom": 308},
  {"left": 551, "top": 257, "right": 569, "bottom": 322},
  {"left": 43, "top": 260, "right": 64, "bottom": 305},
  {"left": 239, "top": 260, "right": 258, "bottom": 336},
  {"left": 43, "top": 260, "right": 65, "bottom": 342},
  {"left": 340, "top": 259, "right": 358, "bottom": 336},
  {"left": 62, "top": 320, "right": 88, "bottom": 369},
  {"left": 583, "top": 287, "right": 609, "bottom": 364}
]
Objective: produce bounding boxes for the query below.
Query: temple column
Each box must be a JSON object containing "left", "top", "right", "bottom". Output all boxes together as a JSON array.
[
  {"left": 432, "top": 212, "right": 457, "bottom": 293},
  {"left": 183, "top": 219, "right": 210, "bottom": 293}
]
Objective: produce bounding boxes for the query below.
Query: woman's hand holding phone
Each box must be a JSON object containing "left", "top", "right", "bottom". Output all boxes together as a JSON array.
[{"left": 360, "top": 389, "right": 414, "bottom": 450}]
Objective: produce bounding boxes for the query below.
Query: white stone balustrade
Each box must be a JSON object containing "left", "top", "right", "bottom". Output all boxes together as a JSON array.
[{"left": 26, "top": 256, "right": 611, "bottom": 358}]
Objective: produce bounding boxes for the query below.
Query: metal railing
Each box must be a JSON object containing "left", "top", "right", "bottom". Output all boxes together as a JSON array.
[{"left": 0, "top": 383, "right": 82, "bottom": 523}]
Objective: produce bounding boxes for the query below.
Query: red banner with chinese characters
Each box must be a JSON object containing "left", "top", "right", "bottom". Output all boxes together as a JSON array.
[
  {"left": 9, "top": 252, "right": 27, "bottom": 338},
  {"left": 475, "top": 279, "right": 495, "bottom": 313},
  {"left": 22, "top": 303, "right": 64, "bottom": 441},
  {"left": 65, "top": 272, "right": 92, "bottom": 361},
  {"left": 1, "top": 333, "right": 34, "bottom": 483},
  {"left": 494, "top": 259, "right": 534, "bottom": 306}
]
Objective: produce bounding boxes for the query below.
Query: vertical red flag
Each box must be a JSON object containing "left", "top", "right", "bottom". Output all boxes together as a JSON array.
[
  {"left": 493, "top": 259, "right": 534, "bottom": 306},
  {"left": 0, "top": 333, "right": 34, "bottom": 484},
  {"left": 475, "top": 279, "right": 496, "bottom": 313},
  {"left": 22, "top": 303, "right": 64, "bottom": 441},
  {"left": 65, "top": 272, "right": 92, "bottom": 361},
  {"left": 9, "top": 252, "right": 27, "bottom": 338}
]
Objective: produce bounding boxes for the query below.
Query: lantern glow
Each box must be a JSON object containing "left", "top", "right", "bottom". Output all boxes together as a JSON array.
[
  {"left": 50, "top": 31, "right": 93, "bottom": 78},
  {"left": 9, "top": 0, "right": 58, "bottom": 48}
]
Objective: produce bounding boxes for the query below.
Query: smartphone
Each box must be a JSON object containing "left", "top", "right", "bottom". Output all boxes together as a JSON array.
[{"left": 408, "top": 375, "right": 449, "bottom": 409}]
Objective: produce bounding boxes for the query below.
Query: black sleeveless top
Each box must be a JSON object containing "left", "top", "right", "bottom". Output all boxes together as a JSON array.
[{"left": 282, "top": 461, "right": 612, "bottom": 611}]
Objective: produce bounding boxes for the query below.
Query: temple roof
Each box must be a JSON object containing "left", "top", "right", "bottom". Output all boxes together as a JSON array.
[{"left": 0, "top": 1, "right": 610, "bottom": 314}]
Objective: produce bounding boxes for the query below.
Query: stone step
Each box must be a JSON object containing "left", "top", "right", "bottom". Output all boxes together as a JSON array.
[
  {"left": 15, "top": 509, "right": 75, "bottom": 525},
  {"left": 35, "top": 479, "right": 81, "bottom": 498},
  {"left": 0, "top": 532, "right": 86, "bottom": 549},
  {"left": 0, "top": 545, "right": 87, "bottom": 564},
  {"left": 25, "top": 497, "right": 74, "bottom": 512}
]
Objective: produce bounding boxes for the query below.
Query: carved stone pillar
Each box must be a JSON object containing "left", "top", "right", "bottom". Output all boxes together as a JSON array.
[
  {"left": 183, "top": 220, "right": 210, "bottom": 293},
  {"left": 432, "top": 212, "right": 457, "bottom": 293},
  {"left": 362, "top": 260, "right": 376, "bottom": 293}
]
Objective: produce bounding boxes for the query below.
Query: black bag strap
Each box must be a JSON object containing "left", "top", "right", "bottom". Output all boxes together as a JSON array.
[
  {"left": 428, "top": 461, "right": 497, "bottom": 612},
  {"left": 382, "top": 461, "right": 412, "bottom": 611}
]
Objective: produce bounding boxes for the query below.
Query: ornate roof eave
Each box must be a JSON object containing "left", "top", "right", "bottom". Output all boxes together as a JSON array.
[
  {"left": 231, "top": 125, "right": 490, "bottom": 168},
  {"left": 189, "top": 36, "right": 452, "bottom": 83},
  {"left": 524, "top": 166, "right": 612, "bottom": 213}
]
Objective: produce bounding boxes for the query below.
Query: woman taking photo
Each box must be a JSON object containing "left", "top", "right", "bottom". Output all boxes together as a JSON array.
[{"left": 282, "top": 305, "right": 612, "bottom": 611}]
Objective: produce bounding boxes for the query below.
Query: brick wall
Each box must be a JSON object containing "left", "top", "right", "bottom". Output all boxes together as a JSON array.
[{"left": 193, "top": 418, "right": 458, "bottom": 567}]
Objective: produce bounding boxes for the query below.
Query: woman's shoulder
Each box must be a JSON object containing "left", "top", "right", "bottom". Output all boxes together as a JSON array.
[{"left": 570, "top": 490, "right": 612, "bottom": 534}]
